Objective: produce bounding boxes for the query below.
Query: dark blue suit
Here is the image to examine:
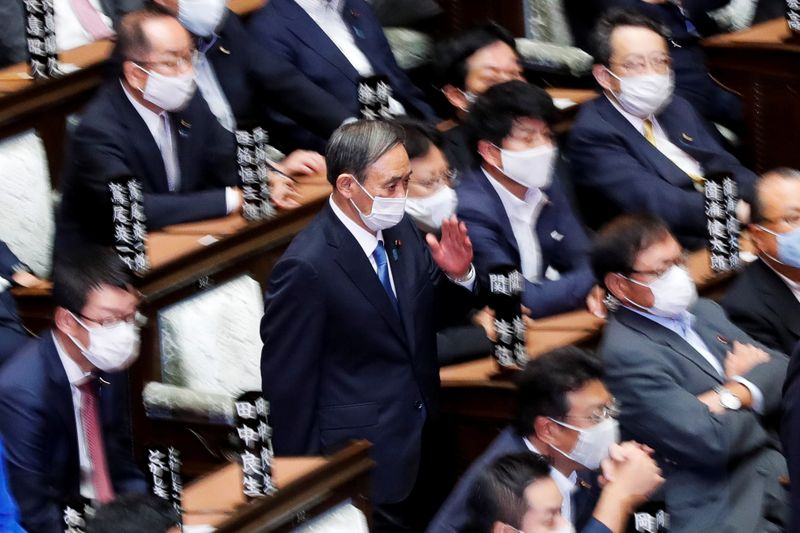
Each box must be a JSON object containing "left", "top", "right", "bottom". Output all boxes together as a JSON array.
[
  {"left": 0, "top": 333, "right": 145, "bottom": 532},
  {"left": 260, "top": 203, "right": 473, "bottom": 505},
  {"left": 567, "top": 95, "right": 757, "bottom": 248},
  {"left": 783, "top": 342, "right": 800, "bottom": 532},
  {"left": 247, "top": 0, "right": 436, "bottom": 151},
  {"left": 456, "top": 167, "right": 595, "bottom": 318},
  {"left": 0, "top": 242, "right": 30, "bottom": 366},
  {"left": 57, "top": 81, "right": 239, "bottom": 248},
  {"left": 200, "top": 10, "right": 351, "bottom": 137},
  {"left": 427, "top": 427, "right": 609, "bottom": 533}
]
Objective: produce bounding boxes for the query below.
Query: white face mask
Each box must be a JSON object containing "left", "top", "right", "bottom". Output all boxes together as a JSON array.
[
  {"left": 135, "top": 64, "right": 196, "bottom": 112},
  {"left": 178, "top": 0, "right": 227, "bottom": 37},
  {"left": 495, "top": 144, "right": 557, "bottom": 190},
  {"left": 405, "top": 186, "right": 457, "bottom": 232},
  {"left": 351, "top": 179, "right": 407, "bottom": 231},
  {"left": 626, "top": 264, "right": 698, "bottom": 318},
  {"left": 607, "top": 69, "right": 674, "bottom": 118},
  {"left": 549, "top": 417, "right": 620, "bottom": 470},
  {"left": 68, "top": 313, "right": 141, "bottom": 372}
]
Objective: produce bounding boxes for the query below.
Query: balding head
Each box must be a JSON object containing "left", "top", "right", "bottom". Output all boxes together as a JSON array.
[{"left": 750, "top": 168, "right": 800, "bottom": 275}]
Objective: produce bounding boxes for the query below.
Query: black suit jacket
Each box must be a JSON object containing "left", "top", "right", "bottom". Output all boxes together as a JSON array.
[
  {"left": 0, "top": 242, "right": 29, "bottom": 366},
  {"left": 0, "top": 333, "right": 145, "bottom": 532},
  {"left": 260, "top": 204, "right": 474, "bottom": 504},
  {"left": 201, "top": 10, "right": 351, "bottom": 138},
  {"left": 722, "top": 259, "right": 800, "bottom": 355},
  {"left": 782, "top": 342, "right": 800, "bottom": 533},
  {"left": 57, "top": 81, "right": 239, "bottom": 248}
]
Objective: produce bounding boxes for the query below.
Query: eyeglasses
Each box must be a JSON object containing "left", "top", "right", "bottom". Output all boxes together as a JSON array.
[
  {"left": 74, "top": 310, "right": 147, "bottom": 328},
  {"left": 410, "top": 169, "right": 458, "bottom": 192},
  {"left": 627, "top": 251, "right": 689, "bottom": 281},
  {"left": 610, "top": 53, "right": 671, "bottom": 75},
  {"left": 133, "top": 49, "right": 198, "bottom": 73},
  {"left": 564, "top": 400, "right": 620, "bottom": 425}
]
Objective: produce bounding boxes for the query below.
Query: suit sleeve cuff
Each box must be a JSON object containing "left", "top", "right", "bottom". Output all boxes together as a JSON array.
[
  {"left": 732, "top": 376, "right": 765, "bottom": 414},
  {"left": 225, "top": 187, "right": 240, "bottom": 214}
]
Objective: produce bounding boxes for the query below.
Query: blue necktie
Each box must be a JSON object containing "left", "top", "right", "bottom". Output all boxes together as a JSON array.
[{"left": 373, "top": 240, "right": 399, "bottom": 312}]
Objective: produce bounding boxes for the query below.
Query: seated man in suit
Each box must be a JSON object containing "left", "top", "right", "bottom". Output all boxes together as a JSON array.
[
  {"left": 395, "top": 118, "right": 492, "bottom": 365},
  {"left": 247, "top": 0, "right": 436, "bottom": 152},
  {"left": 434, "top": 22, "right": 523, "bottom": 172},
  {"left": 723, "top": 168, "right": 800, "bottom": 354},
  {"left": 429, "top": 347, "right": 663, "bottom": 533},
  {"left": 149, "top": 0, "right": 350, "bottom": 191},
  {"left": 592, "top": 213, "right": 789, "bottom": 533},
  {"left": 0, "top": 241, "right": 44, "bottom": 365},
  {"left": 261, "top": 120, "right": 476, "bottom": 531},
  {"left": 58, "top": 8, "right": 244, "bottom": 248},
  {"left": 0, "top": 0, "right": 142, "bottom": 68},
  {"left": 0, "top": 247, "right": 146, "bottom": 532},
  {"left": 567, "top": 10, "right": 757, "bottom": 249},
  {"left": 458, "top": 80, "right": 596, "bottom": 318}
]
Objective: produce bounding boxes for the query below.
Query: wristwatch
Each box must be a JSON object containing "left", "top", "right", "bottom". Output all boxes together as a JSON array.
[{"left": 714, "top": 386, "right": 742, "bottom": 411}]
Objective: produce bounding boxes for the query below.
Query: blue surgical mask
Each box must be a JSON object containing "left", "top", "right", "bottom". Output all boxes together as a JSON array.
[{"left": 757, "top": 225, "right": 800, "bottom": 268}]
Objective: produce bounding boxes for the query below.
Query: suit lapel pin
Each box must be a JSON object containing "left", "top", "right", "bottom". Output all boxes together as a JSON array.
[
  {"left": 681, "top": 132, "right": 693, "bottom": 142},
  {"left": 716, "top": 335, "right": 729, "bottom": 345},
  {"left": 578, "top": 479, "right": 592, "bottom": 490},
  {"left": 219, "top": 46, "right": 231, "bottom": 55},
  {"left": 392, "top": 239, "right": 401, "bottom": 261},
  {"left": 179, "top": 119, "right": 191, "bottom": 137},
  {"left": 550, "top": 230, "right": 564, "bottom": 241}
]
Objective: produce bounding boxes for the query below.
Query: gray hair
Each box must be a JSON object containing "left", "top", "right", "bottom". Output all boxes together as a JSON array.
[
  {"left": 752, "top": 167, "right": 800, "bottom": 224},
  {"left": 326, "top": 120, "right": 406, "bottom": 186}
]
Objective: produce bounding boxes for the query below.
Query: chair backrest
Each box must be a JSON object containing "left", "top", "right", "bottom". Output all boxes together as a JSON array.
[
  {"left": 522, "top": 0, "right": 575, "bottom": 46},
  {"left": 158, "top": 274, "right": 264, "bottom": 398},
  {"left": 0, "top": 130, "right": 55, "bottom": 277}
]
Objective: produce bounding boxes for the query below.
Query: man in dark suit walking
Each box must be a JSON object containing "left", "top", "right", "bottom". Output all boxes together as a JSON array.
[
  {"left": 261, "top": 120, "right": 475, "bottom": 531},
  {"left": 567, "top": 10, "right": 757, "bottom": 249},
  {"left": 723, "top": 168, "right": 800, "bottom": 354},
  {"left": 0, "top": 247, "right": 146, "bottom": 532},
  {"left": 592, "top": 213, "right": 788, "bottom": 533},
  {"left": 58, "top": 9, "right": 243, "bottom": 248},
  {"left": 247, "top": 0, "right": 436, "bottom": 152}
]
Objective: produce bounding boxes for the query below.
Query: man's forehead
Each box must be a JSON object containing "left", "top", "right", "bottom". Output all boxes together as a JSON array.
[
  {"left": 142, "top": 17, "right": 191, "bottom": 53},
  {"left": 635, "top": 236, "right": 680, "bottom": 266},
  {"left": 760, "top": 175, "right": 800, "bottom": 213},
  {"left": 610, "top": 25, "right": 667, "bottom": 56},
  {"left": 469, "top": 40, "right": 518, "bottom": 67},
  {"left": 566, "top": 379, "right": 609, "bottom": 410}
]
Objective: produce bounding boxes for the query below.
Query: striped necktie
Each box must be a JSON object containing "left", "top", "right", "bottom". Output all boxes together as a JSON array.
[
  {"left": 372, "top": 240, "right": 399, "bottom": 313},
  {"left": 78, "top": 380, "right": 114, "bottom": 503}
]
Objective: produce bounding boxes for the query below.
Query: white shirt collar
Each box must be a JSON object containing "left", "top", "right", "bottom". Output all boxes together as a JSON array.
[
  {"left": 762, "top": 258, "right": 800, "bottom": 304},
  {"left": 623, "top": 304, "right": 695, "bottom": 332},
  {"left": 481, "top": 167, "right": 545, "bottom": 217},
  {"left": 328, "top": 195, "right": 384, "bottom": 256},
  {"left": 121, "top": 80, "right": 166, "bottom": 142},
  {"left": 52, "top": 331, "right": 93, "bottom": 386},
  {"left": 296, "top": 0, "right": 345, "bottom": 15}
]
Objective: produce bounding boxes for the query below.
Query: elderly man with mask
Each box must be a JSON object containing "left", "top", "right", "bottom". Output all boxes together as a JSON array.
[
  {"left": 722, "top": 168, "right": 800, "bottom": 354},
  {"left": 58, "top": 8, "right": 244, "bottom": 248},
  {"left": 457, "top": 80, "right": 598, "bottom": 319},
  {"left": 592, "top": 213, "right": 789, "bottom": 533},
  {"left": 566, "top": 9, "right": 757, "bottom": 249},
  {"left": 147, "top": 0, "right": 353, "bottom": 188},
  {"left": 0, "top": 248, "right": 146, "bottom": 532},
  {"left": 429, "top": 347, "right": 664, "bottom": 533}
]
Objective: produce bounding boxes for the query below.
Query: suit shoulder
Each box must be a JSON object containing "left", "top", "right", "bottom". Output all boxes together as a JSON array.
[
  {"left": 720, "top": 262, "right": 763, "bottom": 310},
  {"left": 0, "top": 340, "right": 47, "bottom": 398}
]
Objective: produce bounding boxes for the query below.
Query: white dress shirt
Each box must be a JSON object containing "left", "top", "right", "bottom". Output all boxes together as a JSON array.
[
  {"left": 625, "top": 306, "right": 765, "bottom": 413},
  {"left": 523, "top": 437, "right": 577, "bottom": 522},
  {"left": 53, "top": 0, "right": 113, "bottom": 51},
  {"left": 53, "top": 332, "right": 96, "bottom": 499},
  {"left": 294, "top": 0, "right": 405, "bottom": 115},
  {"left": 483, "top": 168, "right": 547, "bottom": 283},
  {"left": 767, "top": 260, "right": 800, "bottom": 305},
  {"left": 121, "top": 83, "right": 239, "bottom": 213},
  {"left": 328, "top": 196, "right": 475, "bottom": 291},
  {"left": 195, "top": 37, "right": 237, "bottom": 133},
  {"left": 607, "top": 96, "right": 704, "bottom": 181}
]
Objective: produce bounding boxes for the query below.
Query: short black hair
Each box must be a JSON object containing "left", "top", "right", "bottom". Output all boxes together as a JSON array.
[
  {"left": 435, "top": 22, "right": 519, "bottom": 90},
  {"left": 391, "top": 118, "right": 444, "bottom": 160},
  {"left": 325, "top": 120, "right": 405, "bottom": 186},
  {"left": 591, "top": 213, "right": 672, "bottom": 288},
  {"left": 465, "top": 80, "right": 556, "bottom": 153},
  {"left": 751, "top": 167, "right": 800, "bottom": 224},
  {"left": 87, "top": 494, "right": 179, "bottom": 533},
  {"left": 465, "top": 453, "right": 552, "bottom": 533},
  {"left": 592, "top": 8, "right": 670, "bottom": 66},
  {"left": 52, "top": 246, "right": 133, "bottom": 315},
  {"left": 514, "top": 347, "right": 604, "bottom": 436}
]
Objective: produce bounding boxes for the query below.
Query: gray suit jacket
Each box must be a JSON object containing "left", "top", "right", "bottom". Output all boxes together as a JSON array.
[
  {"left": 0, "top": 0, "right": 141, "bottom": 67},
  {"left": 599, "top": 299, "right": 788, "bottom": 533}
]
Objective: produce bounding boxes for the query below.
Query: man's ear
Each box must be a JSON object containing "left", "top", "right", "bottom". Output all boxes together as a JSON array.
[
  {"left": 604, "top": 273, "right": 628, "bottom": 302},
  {"left": 477, "top": 140, "right": 501, "bottom": 168},
  {"left": 592, "top": 64, "right": 613, "bottom": 92},
  {"left": 534, "top": 415, "right": 558, "bottom": 447},
  {"left": 749, "top": 223, "right": 768, "bottom": 251},
  {"left": 54, "top": 307, "right": 80, "bottom": 337},
  {"left": 336, "top": 173, "right": 357, "bottom": 199},
  {"left": 443, "top": 84, "right": 468, "bottom": 111},
  {"left": 122, "top": 61, "right": 147, "bottom": 92}
]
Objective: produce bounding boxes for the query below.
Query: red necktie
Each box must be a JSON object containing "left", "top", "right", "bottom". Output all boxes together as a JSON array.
[{"left": 78, "top": 380, "right": 115, "bottom": 503}]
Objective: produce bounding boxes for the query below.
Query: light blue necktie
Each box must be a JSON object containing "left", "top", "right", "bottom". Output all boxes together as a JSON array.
[{"left": 373, "top": 240, "right": 399, "bottom": 313}]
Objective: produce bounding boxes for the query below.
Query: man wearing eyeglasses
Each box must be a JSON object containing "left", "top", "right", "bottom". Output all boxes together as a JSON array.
[
  {"left": 566, "top": 9, "right": 757, "bottom": 250},
  {"left": 0, "top": 247, "right": 146, "bottom": 532},
  {"left": 58, "top": 8, "right": 243, "bottom": 249},
  {"left": 592, "top": 213, "right": 788, "bottom": 533},
  {"left": 429, "top": 347, "right": 664, "bottom": 533}
]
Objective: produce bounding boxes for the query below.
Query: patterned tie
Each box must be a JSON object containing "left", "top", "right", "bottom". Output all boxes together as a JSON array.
[
  {"left": 78, "top": 380, "right": 114, "bottom": 503},
  {"left": 158, "top": 113, "right": 179, "bottom": 192},
  {"left": 68, "top": 0, "right": 114, "bottom": 40},
  {"left": 643, "top": 118, "right": 657, "bottom": 146},
  {"left": 372, "top": 240, "right": 399, "bottom": 312}
]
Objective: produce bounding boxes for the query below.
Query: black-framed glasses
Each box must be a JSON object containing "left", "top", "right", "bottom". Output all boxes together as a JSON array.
[{"left": 73, "top": 310, "right": 147, "bottom": 328}]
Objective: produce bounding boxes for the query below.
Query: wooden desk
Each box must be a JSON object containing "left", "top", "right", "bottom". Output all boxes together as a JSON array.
[
  {"left": 703, "top": 18, "right": 800, "bottom": 172},
  {"left": 182, "top": 441, "right": 373, "bottom": 532}
]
